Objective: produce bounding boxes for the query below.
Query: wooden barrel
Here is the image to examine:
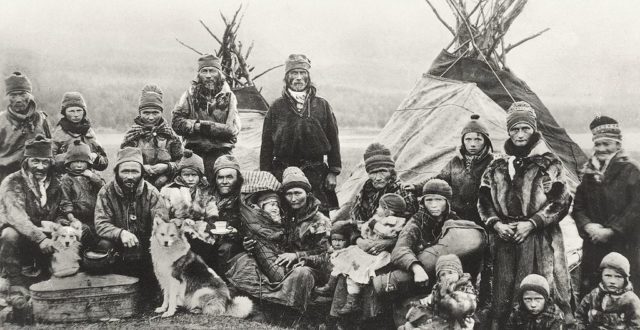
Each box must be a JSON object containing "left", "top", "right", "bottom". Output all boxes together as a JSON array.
[{"left": 30, "top": 272, "right": 139, "bottom": 323}]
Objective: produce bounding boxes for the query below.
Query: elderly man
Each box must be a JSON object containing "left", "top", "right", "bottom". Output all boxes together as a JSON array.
[
  {"left": 0, "top": 135, "right": 58, "bottom": 286},
  {"left": 0, "top": 72, "right": 51, "bottom": 184},
  {"left": 260, "top": 54, "right": 341, "bottom": 215},
  {"left": 573, "top": 115, "right": 640, "bottom": 297},
  {"left": 478, "top": 101, "right": 574, "bottom": 328},
  {"left": 172, "top": 54, "right": 241, "bottom": 182},
  {"left": 94, "top": 147, "right": 168, "bottom": 283}
]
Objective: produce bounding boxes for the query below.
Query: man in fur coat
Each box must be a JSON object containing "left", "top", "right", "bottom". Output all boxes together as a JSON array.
[
  {"left": 477, "top": 101, "right": 574, "bottom": 329},
  {"left": 172, "top": 54, "right": 241, "bottom": 182},
  {"left": 0, "top": 72, "right": 51, "bottom": 184},
  {"left": 259, "top": 54, "right": 341, "bottom": 215},
  {"left": 0, "top": 135, "right": 58, "bottom": 286},
  {"left": 572, "top": 115, "right": 640, "bottom": 298},
  {"left": 94, "top": 147, "right": 168, "bottom": 282}
]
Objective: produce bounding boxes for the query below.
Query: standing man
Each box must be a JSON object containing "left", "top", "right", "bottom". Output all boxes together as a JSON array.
[
  {"left": 260, "top": 54, "right": 341, "bottom": 215},
  {"left": 0, "top": 72, "right": 51, "bottom": 184},
  {"left": 573, "top": 115, "right": 640, "bottom": 297},
  {"left": 172, "top": 54, "right": 241, "bottom": 182},
  {"left": 478, "top": 101, "right": 574, "bottom": 328},
  {"left": 94, "top": 147, "right": 168, "bottom": 291},
  {"left": 0, "top": 135, "right": 58, "bottom": 286}
]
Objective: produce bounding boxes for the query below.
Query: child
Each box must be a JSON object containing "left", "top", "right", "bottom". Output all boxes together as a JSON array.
[
  {"left": 505, "top": 274, "right": 564, "bottom": 330},
  {"left": 576, "top": 252, "right": 640, "bottom": 329},
  {"left": 122, "top": 84, "right": 182, "bottom": 188},
  {"left": 309, "top": 221, "right": 352, "bottom": 296},
  {"left": 58, "top": 140, "right": 104, "bottom": 248},
  {"left": 330, "top": 193, "right": 408, "bottom": 315},
  {"left": 401, "top": 254, "right": 477, "bottom": 330}
]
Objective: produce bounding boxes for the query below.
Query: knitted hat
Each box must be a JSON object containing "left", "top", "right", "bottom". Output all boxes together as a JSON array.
[
  {"left": 461, "top": 114, "right": 489, "bottom": 138},
  {"left": 285, "top": 54, "right": 311, "bottom": 73},
  {"left": 177, "top": 149, "right": 204, "bottom": 175},
  {"left": 379, "top": 193, "right": 407, "bottom": 215},
  {"left": 590, "top": 115, "right": 622, "bottom": 143},
  {"left": 600, "top": 252, "right": 630, "bottom": 277},
  {"left": 436, "top": 254, "right": 463, "bottom": 277},
  {"left": 114, "top": 147, "right": 143, "bottom": 171},
  {"left": 364, "top": 143, "right": 395, "bottom": 173},
  {"left": 198, "top": 54, "right": 222, "bottom": 72},
  {"left": 60, "top": 92, "right": 87, "bottom": 115},
  {"left": 138, "top": 84, "right": 163, "bottom": 111},
  {"left": 281, "top": 166, "right": 312, "bottom": 192},
  {"left": 519, "top": 274, "right": 550, "bottom": 300},
  {"left": 24, "top": 135, "right": 53, "bottom": 159},
  {"left": 5, "top": 72, "right": 32, "bottom": 95},
  {"left": 256, "top": 191, "right": 280, "bottom": 209},
  {"left": 64, "top": 140, "right": 92, "bottom": 165},
  {"left": 331, "top": 221, "right": 353, "bottom": 240},
  {"left": 213, "top": 155, "right": 240, "bottom": 174},
  {"left": 506, "top": 101, "right": 537, "bottom": 131},
  {"left": 422, "top": 179, "right": 453, "bottom": 200}
]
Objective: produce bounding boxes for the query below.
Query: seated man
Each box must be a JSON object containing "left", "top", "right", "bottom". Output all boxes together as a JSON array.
[
  {"left": 94, "top": 147, "right": 168, "bottom": 295},
  {"left": 0, "top": 135, "right": 58, "bottom": 286}
]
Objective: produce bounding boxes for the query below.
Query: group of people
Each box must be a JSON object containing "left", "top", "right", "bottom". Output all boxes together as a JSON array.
[{"left": 0, "top": 51, "right": 639, "bottom": 330}]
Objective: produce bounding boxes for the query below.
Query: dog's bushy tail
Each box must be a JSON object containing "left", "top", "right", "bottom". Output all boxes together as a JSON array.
[{"left": 225, "top": 296, "right": 253, "bottom": 318}]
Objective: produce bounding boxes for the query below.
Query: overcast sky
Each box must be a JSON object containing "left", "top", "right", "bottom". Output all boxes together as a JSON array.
[{"left": 1, "top": 0, "right": 639, "bottom": 125}]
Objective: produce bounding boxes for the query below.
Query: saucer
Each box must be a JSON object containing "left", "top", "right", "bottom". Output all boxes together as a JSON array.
[{"left": 210, "top": 226, "right": 238, "bottom": 235}]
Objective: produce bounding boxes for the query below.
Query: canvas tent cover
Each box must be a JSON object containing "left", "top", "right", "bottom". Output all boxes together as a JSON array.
[
  {"left": 335, "top": 70, "right": 582, "bottom": 256},
  {"left": 233, "top": 86, "right": 269, "bottom": 171}
]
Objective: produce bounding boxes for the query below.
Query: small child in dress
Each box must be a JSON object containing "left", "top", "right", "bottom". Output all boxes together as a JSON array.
[
  {"left": 58, "top": 140, "right": 105, "bottom": 248},
  {"left": 401, "top": 254, "right": 477, "bottom": 330},
  {"left": 308, "top": 221, "right": 352, "bottom": 296},
  {"left": 576, "top": 252, "right": 640, "bottom": 329},
  {"left": 505, "top": 274, "right": 564, "bottom": 330},
  {"left": 330, "top": 193, "right": 408, "bottom": 315}
]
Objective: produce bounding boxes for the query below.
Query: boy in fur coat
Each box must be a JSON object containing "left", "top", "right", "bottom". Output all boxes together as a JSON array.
[
  {"left": 576, "top": 252, "right": 640, "bottom": 329},
  {"left": 505, "top": 274, "right": 564, "bottom": 330},
  {"left": 400, "top": 254, "right": 477, "bottom": 330}
]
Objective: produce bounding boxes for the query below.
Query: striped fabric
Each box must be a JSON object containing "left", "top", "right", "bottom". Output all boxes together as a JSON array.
[{"left": 240, "top": 170, "right": 282, "bottom": 194}]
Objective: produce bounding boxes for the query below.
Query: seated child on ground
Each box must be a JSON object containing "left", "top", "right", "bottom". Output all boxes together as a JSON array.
[
  {"left": 576, "top": 252, "right": 640, "bottom": 329},
  {"left": 302, "top": 221, "right": 352, "bottom": 296},
  {"left": 329, "top": 193, "right": 407, "bottom": 315},
  {"left": 401, "top": 254, "right": 476, "bottom": 330},
  {"left": 505, "top": 274, "right": 564, "bottom": 330},
  {"left": 58, "top": 140, "right": 105, "bottom": 248}
]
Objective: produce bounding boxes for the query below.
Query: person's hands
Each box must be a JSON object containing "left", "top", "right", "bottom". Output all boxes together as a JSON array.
[
  {"left": 411, "top": 264, "right": 429, "bottom": 284},
  {"left": 513, "top": 221, "right": 535, "bottom": 244},
  {"left": 356, "top": 238, "right": 373, "bottom": 252},
  {"left": 143, "top": 165, "right": 154, "bottom": 175},
  {"left": 584, "top": 223, "right": 603, "bottom": 240},
  {"left": 275, "top": 253, "right": 298, "bottom": 268},
  {"left": 367, "top": 239, "right": 392, "bottom": 255},
  {"left": 325, "top": 173, "right": 337, "bottom": 191},
  {"left": 89, "top": 152, "right": 98, "bottom": 162},
  {"left": 591, "top": 227, "right": 615, "bottom": 244},
  {"left": 58, "top": 218, "right": 71, "bottom": 226},
  {"left": 243, "top": 237, "right": 257, "bottom": 253},
  {"left": 152, "top": 164, "right": 170, "bottom": 175},
  {"left": 402, "top": 183, "right": 416, "bottom": 191},
  {"left": 120, "top": 230, "right": 139, "bottom": 248},
  {"left": 493, "top": 221, "right": 515, "bottom": 241},
  {"left": 39, "top": 238, "right": 56, "bottom": 254}
]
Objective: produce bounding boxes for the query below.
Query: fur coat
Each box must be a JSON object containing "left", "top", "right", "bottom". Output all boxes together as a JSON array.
[
  {"left": 171, "top": 81, "right": 240, "bottom": 154},
  {"left": 505, "top": 300, "right": 564, "bottom": 330},
  {"left": 573, "top": 150, "right": 640, "bottom": 296},
  {"left": 0, "top": 164, "right": 61, "bottom": 243},
  {"left": 576, "top": 282, "right": 640, "bottom": 329},
  {"left": 477, "top": 135, "right": 574, "bottom": 326},
  {"left": 58, "top": 172, "right": 105, "bottom": 225},
  {"left": 0, "top": 101, "right": 51, "bottom": 184}
]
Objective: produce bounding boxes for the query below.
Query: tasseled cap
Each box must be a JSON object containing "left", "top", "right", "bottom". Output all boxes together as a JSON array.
[
  {"left": 281, "top": 166, "right": 311, "bottom": 192},
  {"left": 506, "top": 101, "right": 537, "bottom": 131},
  {"left": 600, "top": 252, "right": 630, "bottom": 277},
  {"left": 590, "top": 115, "right": 622, "bottom": 143},
  {"left": 435, "top": 254, "right": 463, "bottom": 277},
  {"left": 60, "top": 92, "right": 87, "bottom": 115},
  {"left": 64, "top": 140, "right": 92, "bottom": 165},
  {"left": 5, "top": 71, "right": 32, "bottom": 95},
  {"left": 379, "top": 193, "right": 407, "bottom": 215},
  {"left": 364, "top": 143, "right": 395, "bottom": 173},
  {"left": 138, "top": 84, "right": 164, "bottom": 111},
  {"left": 422, "top": 178, "right": 453, "bottom": 201},
  {"left": 198, "top": 54, "right": 222, "bottom": 72},
  {"left": 519, "top": 274, "right": 550, "bottom": 300},
  {"left": 177, "top": 149, "right": 205, "bottom": 175},
  {"left": 461, "top": 114, "right": 489, "bottom": 138},
  {"left": 285, "top": 54, "right": 311, "bottom": 73},
  {"left": 24, "top": 135, "right": 53, "bottom": 159}
]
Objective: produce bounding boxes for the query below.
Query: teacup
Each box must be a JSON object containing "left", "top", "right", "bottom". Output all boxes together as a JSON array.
[{"left": 214, "top": 221, "right": 228, "bottom": 230}]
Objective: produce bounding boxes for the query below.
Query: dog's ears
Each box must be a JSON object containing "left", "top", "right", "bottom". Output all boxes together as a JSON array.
[{"left": 153, "top": 216, "right": 166, "bottom": 228}]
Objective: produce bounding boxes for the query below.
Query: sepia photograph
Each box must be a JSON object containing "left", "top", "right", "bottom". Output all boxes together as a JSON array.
[{"left": 0, "top": 0, "right": 639, "bottom": 329}]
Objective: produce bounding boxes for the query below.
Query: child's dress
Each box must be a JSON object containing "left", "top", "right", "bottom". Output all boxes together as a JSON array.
[{"left": 330, "top": 214, "right": 406, "bottom": 284}]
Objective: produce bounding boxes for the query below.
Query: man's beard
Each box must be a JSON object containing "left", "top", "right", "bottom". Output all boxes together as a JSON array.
[
  {"left": 116, "top": 175, "right": 141, "bottom": 193},
  {"left": 286, "top": 77, "right": 310, "bottom": 92}
]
